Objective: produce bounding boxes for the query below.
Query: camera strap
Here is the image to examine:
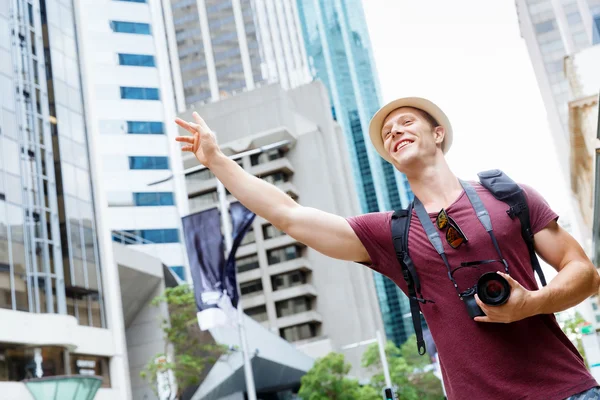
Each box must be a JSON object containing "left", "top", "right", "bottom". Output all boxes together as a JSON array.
[{"left": 413, "top": 180, "right": 508, "bottom": 297}]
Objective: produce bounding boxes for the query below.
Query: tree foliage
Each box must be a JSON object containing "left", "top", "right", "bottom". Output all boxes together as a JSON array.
[
  {"left": 298, "top": 335, "right": 445, "bottom": 400},
  {"left": 140, "top": 284, "right": 228, "bottom": 398}
]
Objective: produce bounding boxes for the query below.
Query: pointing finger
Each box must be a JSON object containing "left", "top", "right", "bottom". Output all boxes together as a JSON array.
[{"left": 175, "top": 118, "right": 197, "bottom": 134}]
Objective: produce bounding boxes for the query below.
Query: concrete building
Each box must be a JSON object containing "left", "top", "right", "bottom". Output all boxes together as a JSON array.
[
  {"left": 295, "top": 0, "right": 414, "bottom": 347},
  {"left": 165, "top": 0, "right": 310, "bottom": 109},
  {"left": 74, "top": 0, "right": 191, "bottom": 282},
  {"left": 516, "top": 0, "right": 600, "bottom": 176},
  {"left": 565, "top": 44, "right": 600, "bottom": 327},
  {"left": 178, "top": 81, "right": 385, "bottom": 380}
]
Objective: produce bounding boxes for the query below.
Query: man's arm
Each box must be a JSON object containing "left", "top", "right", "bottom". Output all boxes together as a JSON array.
[
  {"left": 528, "top": 220, "right": 600, "bottom": 314},
  {"left": 175, "top": 112, "right": 370, "bottom": 263},
  {"left": 475, "top": 220, "right": 600, "bottom": 323}
]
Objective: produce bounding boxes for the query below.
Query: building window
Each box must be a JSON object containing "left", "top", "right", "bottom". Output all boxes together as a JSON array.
[
  {"left": 110, "top": 21, "right": 151, "bottom": 35},
  {"left": 535, "top": 20, "right": 556, "bottom": 34},
  {"left": 120, "top": 87, "right": 160, "bottom": 100},
  {"left": 262, "top": 224, "right": 285, "bottom": 240},
  {"left": 276, "top": 296, "right": 311, "bottom": 318},
  {"left": 113, "top": 229, "right": 180, "bottom": 244},
  {"left": 594, "top": 15, "right": 600, "bottom": 45},
  {"left": 280, "top": 323, "right": 318, "bottom": 342},
  {"left": 593, "top": 302, "right": 598, "bottom": 311},
  {"left": 169, "top": 266, "right": 185, "bottom": 280},
  {"left": 118, "top": 53, "right": 155, "bottom": 67},
  {"left": 271, "top": 270, "right": 307, "bottom": 291},
  {"left": 127, "top": 121, "right": 164, "bottom": 134},
  {"left": 0, "top": 345, "right": 70, "bottom": 382},
  {"left": 250, "top": 148, "right": 285, "bottom": 166},
  {"left": 261, "top": 172, "right": 288, "bottom": 185},
  {"left": 245, "top": 305, "right": 268, "bottom": 322},
  {"left": 187, "top": 169, "right": 215, "bottom": 183},
  {"left": 189, "top": 190, "right": 218, "bottom": 210},
  {"left": 133, "top": 192, "right": 174, "bottom": 206},
  {"left": 237, "top": 254, "right": 259, "bottom": 273},
  {"left": 128, "top": 156, "right": 169, "bottom": 170},
  {"left": 240, "top": 228, "right": 255, "bottom": 246},
  {"left": 267, "top": 245, "right": 302, "bottom": 265},
  {"left": 240, "top": 279, "right": 263, "bottom": 296},
  {"left": 70, "top": 354, "right": 111, "bottom": 388}
]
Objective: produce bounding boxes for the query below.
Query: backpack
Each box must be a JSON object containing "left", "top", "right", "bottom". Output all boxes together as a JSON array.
[{"left": 391, "top": 169, "right": 547, "bottom": 355}]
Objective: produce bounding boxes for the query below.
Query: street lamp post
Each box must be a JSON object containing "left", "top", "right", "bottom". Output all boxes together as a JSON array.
[{"left": 341, "top": 330, "right": 392, "bottom": 388}]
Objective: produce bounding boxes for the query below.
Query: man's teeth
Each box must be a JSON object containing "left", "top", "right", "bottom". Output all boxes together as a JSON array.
[{"left": 397, "top": 141, "right": 412, "bottom": 151}]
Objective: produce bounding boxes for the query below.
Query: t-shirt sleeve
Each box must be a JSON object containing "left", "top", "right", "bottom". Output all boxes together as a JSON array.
[
  {"left": 345, "top": 212, "right": 394, "bottom": 274},
  {"left": 521, "top": 184, "right": 559, "bottom": 234}
]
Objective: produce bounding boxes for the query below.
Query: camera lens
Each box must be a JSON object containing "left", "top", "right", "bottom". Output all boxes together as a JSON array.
[{"left": 477, "top": 272, "right": 510, "bottom": 306}]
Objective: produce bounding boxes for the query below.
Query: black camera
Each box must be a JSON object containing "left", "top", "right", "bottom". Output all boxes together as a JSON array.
[{"left": 463, "top": 272, "right": 511, "bottom": 319}]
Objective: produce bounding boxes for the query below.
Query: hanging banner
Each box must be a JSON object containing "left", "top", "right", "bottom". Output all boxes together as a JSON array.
[{"left": 181, "top": 202, "right": 255, "bottom": 330}]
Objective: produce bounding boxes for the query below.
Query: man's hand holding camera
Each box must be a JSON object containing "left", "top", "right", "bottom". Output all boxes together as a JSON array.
[{"left": 473, "top": 272, "right": 540, "bottom": 324}]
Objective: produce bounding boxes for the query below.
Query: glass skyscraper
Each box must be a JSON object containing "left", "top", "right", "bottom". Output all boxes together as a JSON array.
[
  {"left": 295, "top": 0, "right": 414, "bottom": 346},
  {"left": 0, "top": 0, "right": 104, "bottom": 326}
]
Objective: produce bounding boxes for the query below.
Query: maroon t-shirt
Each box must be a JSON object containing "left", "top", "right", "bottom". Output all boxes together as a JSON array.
[{"left": 347, "top": 182, "right": 597, "bottom": 400}]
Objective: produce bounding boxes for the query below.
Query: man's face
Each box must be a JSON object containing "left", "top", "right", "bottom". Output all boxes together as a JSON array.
[{"left": 380, "top": 107, "right": 445, "bottom": 170}]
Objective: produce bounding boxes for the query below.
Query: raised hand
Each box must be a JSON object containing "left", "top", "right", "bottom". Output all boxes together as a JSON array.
[{"left": 175, "top": 112, "right": 222, "bottom": 167}]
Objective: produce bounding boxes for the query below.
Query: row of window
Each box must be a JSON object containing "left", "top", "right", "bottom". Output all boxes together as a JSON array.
[
  {"left": 112, "top": 228, "right": 180, "bottom": 244},
  {"left": 133, "top": 192, "right": 174, "bottom": 206},
  {"left": 111, "top": 21, "right": 151, "bottom": 35},
  {"left": 129, "top": 156, "right": 169, "bottom": 170},
  {"left": 127, "top": 121, "right": 164, "bottom": 134},
  {"left": 239, "top": 269, "right": 308, "bottom": 298},
  {"left": 118, "top": 53, "right": 155, "bottom": 67},
  {"left": 244, "top": 296, "right": 313, "bottom": 324},
  {"left": 120, "top": 87, "right": 160, "bottom": 100},
  {"left": 236, "top": 245, "right": 303, "bottom": 274}
]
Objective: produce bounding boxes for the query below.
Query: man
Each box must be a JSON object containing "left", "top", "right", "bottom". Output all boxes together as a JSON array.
[{"left": 175, "top": 97, "right": 600, "bottom": 400}]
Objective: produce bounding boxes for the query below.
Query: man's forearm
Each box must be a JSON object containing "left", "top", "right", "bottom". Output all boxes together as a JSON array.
[
  {"left": 207, "top": 153, "right": 298, "bottom": 229},
  {"left": 530, "top": 261, "right": 600, "bottom": 315}
]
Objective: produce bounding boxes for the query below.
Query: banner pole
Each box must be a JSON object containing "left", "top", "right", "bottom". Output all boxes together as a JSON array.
[{"left": 216, "top": 179, "right": 257, "bottom": 400}]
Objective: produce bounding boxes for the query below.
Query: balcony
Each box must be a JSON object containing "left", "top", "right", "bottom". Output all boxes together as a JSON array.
[
  {"left": 268, "top": 257, "right": 312, "bottom": 276},
  {"left": 236, "top": 242, "right": 258, "bottom": 258},
  {"left": 263, "top": 234, "right": 298, "bottom": 251},
  {"left": 250, "top": 157, "right": 294, "bottom": 179},
  {"left": 186, "top": 177, "right": 217, "bottom": 196},
  {"left": 271, "top": 283, "right": 317, "bottom": 303},
  {"left": 237, "top": 268, "right": 262, "bottom": 284},
  {"left": 240, "top": 292, "right": 266, "bottom": 309},
  {"left": 276, "top": 310, "right": 323, "bottom": 329}
]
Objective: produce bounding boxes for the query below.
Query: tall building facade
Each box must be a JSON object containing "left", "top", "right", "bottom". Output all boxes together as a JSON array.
[
  {"left": 178, "top": 82, "right": 385, "bottom": 380},
  {"left": 0, "top": 0, "right": 130, "bottom": 398},
  {"left": 166, "top": 0, "right": 310, "bottom": 108},
  {"left": 74, "top": 0, "right": 191, "bottom": 282},
  {"left": 295, "top": 0, "right": 414, "bottom": 347},
  {"left": 516, "top": 0, "right": 600, "bottom": 177}
]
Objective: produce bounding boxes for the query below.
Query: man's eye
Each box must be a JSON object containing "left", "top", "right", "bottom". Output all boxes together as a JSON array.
[
  {"left": 404, "top": 120, "right": 412, "bottom": 125},
  {"left": 383, "top": 132, "right": 391, "bottom": 138}
]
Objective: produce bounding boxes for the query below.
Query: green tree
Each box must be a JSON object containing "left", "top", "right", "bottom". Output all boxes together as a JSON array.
[
  {"left": 362, "top": 336, "right": 444, "bottom": 400},
  {"left": 140, "top": 284, "right": 228, "bottom": 399},
  {"left": 297, "top": 352, "right": 380, "bottom": 400}
]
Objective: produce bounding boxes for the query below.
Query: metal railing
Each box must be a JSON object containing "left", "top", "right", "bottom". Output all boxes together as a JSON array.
[{"left": 111, "top": 230, "right": 155, "bottom": 245}]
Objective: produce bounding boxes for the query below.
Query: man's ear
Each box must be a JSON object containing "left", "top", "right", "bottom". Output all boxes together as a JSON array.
[{"left": 434, "top": 126, "right": 445, "bottom": 145}]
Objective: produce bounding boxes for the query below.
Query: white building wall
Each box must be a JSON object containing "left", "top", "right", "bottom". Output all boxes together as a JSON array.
[{"left": 76, "top": 0, "right": 190, "bottom": 278}]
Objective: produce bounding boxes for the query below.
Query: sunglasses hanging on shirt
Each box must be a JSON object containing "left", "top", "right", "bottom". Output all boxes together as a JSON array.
[{"left": 436, "top": 208, "right": 468, "bottom": 249}]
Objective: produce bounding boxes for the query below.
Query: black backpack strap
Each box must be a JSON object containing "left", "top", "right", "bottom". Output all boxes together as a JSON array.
[
  {"left": 391, "top": 202, "right": 427, "bottom": 355},
  {"left": 477, "top": 169, "right": 547, "bottom": 286}
]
